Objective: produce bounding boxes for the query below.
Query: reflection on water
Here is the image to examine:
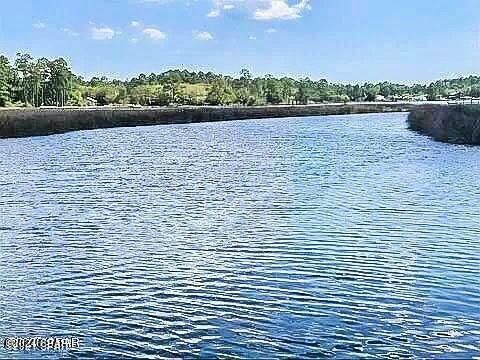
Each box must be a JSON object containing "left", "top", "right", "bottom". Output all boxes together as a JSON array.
[{"left": 1, "top": 113, "right": 480, "bottom": 359}]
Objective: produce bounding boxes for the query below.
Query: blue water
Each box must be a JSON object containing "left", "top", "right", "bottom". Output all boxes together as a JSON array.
[{"left": 1, "top": 113, "right": 479, "bottom": 359}]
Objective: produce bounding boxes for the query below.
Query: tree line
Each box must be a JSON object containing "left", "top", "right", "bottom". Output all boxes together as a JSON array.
[{"left": 2, "top": 52, "right": 480, "bottom": 108}]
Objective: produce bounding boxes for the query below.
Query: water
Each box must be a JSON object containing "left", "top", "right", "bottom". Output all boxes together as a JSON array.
[{"left": 1, "top": 113, "right": 479, "bottom": 359}]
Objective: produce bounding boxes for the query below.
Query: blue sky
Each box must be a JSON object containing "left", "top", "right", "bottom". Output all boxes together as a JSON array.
[{"left": 0, "top": 0, "right": 479, "bottom": 83}]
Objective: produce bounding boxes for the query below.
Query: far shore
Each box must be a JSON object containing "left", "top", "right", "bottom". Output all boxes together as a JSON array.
[
  {"left": 0, "top": 102, "right": 445, "bottom": 139},
  {"left": 0, "top": 100, "right": 452, "bottom": 112}
]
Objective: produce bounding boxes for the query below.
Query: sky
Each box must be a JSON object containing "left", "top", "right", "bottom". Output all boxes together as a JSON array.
[{"left": 0, "top": 0, "right": 479, "bottom": 84}]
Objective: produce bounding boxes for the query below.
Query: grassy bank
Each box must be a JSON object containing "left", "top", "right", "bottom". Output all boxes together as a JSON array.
[
  {"left": 407, "top": 105, "right": 480, "bottom": 145},
  {"left": 0, "top": 103, "right": 419, "bottom": 139}
]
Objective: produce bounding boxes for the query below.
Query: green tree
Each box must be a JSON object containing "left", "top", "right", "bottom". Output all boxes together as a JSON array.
[
  {"left": 426, "top": 85, "right": 439, "bottom": 101},
  {"left": 234, "top": 87, "right": 250, "bottom": 105},
  {"left": 35, "top": 58, "right": 51, "bottom": 106},
  {"left": 0, "top": 56, "right": 12, "bottom": 106},
  {"left": 265, "top": 76, "right": 282, "bottom": 104},
  {"left": 206, "top": 80, "right": 235, "bottom": 105},
  {"left": 14, "top": 52, "right": 34, "bottom": 105},
  {"left": 48, "top": 58, "right": 73, "bottom": 106},
  {"left": 364, "top": 83, "right": 379, "bottom": 102},
  {"left": 469, "top": 86, "right": 480, "bottom": 98},
  {"left": 240, "top": 68, "right": 252, "bottom": 88},
  {"left": 296, "top": 78, "right": 311, "bottom": 104},
  {"left": 280, "top": 77, "right": 295, "bottom": 104},
  {"left": 163, "top": 79, "right": 180, "bottom": 104}
]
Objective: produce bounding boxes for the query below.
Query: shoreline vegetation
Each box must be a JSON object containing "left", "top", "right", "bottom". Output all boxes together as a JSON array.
[
  {"left": 2, "top": 53, "right": 479, "bottom": 144},
  {"left": 0, "top": 103, "right": 420, "bottom": 139},
  {"left": 2, "top": 53, "right": 480, "bottom": 109},
  {"left": 408, "top": 105, "right": 480, "bottom": 145}
]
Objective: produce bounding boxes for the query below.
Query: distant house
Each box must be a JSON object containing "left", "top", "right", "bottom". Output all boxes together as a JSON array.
[
  {"left": 85, "top": 97, "right": 98, "bottom": 106},
  {"left": 413, "top": 95, "right": 427, "bottom": 102},
  {"left": 391, "top": 94, "right": 414, "bottom": 102},
  {"left": 446, "top": 92, "right": 461, "bottom": 100},
  {"left": 375, "top": 94, "right": 386, "bottom": 102},
  {"left": 460, "top": 96, "right": 480, "bottom": 104}
]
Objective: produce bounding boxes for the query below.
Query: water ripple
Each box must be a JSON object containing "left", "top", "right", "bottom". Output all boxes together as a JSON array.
[{"left": 1, "top": 113, "right": 480, "bottom": 358}]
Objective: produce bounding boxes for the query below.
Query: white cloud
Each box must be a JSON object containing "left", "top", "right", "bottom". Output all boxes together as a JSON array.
[
  {"left": 90, "top": 26, "right": 117, "bottom": 40},
  {"left": 195, "top": 31, "right": 214, "bottom": 41},
  {"left": 63, "top": 28, "right": 79, "bottom": 37},
  {"left": 266, "top": 28, "right": 277, "bottom": 33},
  {"left": 207, "top": 0, "right": 236, "bottom": 17},
  {"left": 207, "top": 9, "right": 221, "bottom": 17},
  {"left": 130, "top": 21, "right": 142, "bottom": 27},
  {"left": 249, "top": 35, "right": 257, "bottom": 40},
  {"left": 207, "top": 0, "right": 311, "bottom": 21},
  {"left": 143, "top": 28, "right": 166, "bottom": 40},
  {"left": 254, "top": 0, "right": 311, "bottom": 20},
  {"left": 129, "top": 38, "right": 139, "bottom": 44},
  {"left": 33, "top": 22, "right": 47, "bottom": 29}
]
